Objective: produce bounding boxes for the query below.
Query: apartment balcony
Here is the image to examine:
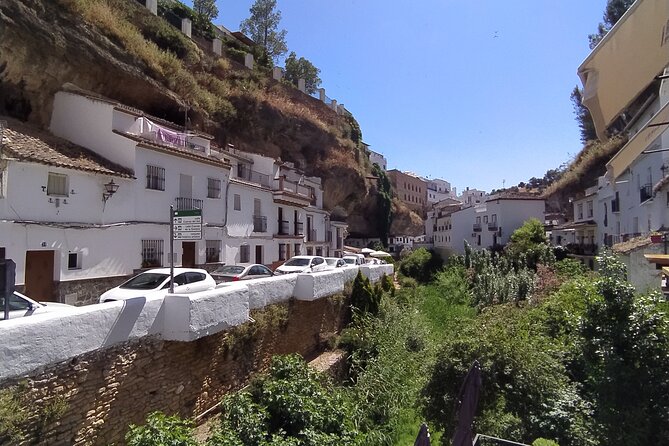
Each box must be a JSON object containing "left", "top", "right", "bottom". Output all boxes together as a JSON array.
[
  {"left": 277, "top": 220, "right": 290, "bottom": 236},
  {"left": 487, "top": 222, "right": 498, "bottom": 231},
  {"left": 604, "top": 234, "right": 622, "bottom": 247},
  {"left": 272, "top": 177, "right": 314, "bottom": 207},
  {"left": 566, "top": 243, "right": 598, "bottom": 256},
  {"left": 295, "top": 221, "right": 304, "bottom": 236},
  {"left": 473, "top": 223, "right": 482, "bottom": 232},
  {"left": 237, "top": 164, "right": 271, "bottom": 187},
  {"left": 175, "top": 197, "right": 203, "bottom": 211},
  {"left": 611, "top": 198, "right": 620, "bottom": 213},
  {"left": 253, "top": 215, "right": 267, "bottom": 233},
  {"left": 640, "top": 183, "right": 653, "bottom": 203}
]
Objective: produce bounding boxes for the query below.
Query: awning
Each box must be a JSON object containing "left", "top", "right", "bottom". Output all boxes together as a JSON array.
[
  {"left": 607, "top": 101, "right": 669, "bottom": 179},
  {"left": 644, "top": 253, "right": 669, "bottom": 266},
  {"left": 577, "top": 0, "right": 669, "bottom": 139}
]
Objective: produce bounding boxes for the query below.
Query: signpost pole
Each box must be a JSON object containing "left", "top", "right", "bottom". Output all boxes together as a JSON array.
[{"left": 169, "top": 205, "right": 175, "bottom": 293}]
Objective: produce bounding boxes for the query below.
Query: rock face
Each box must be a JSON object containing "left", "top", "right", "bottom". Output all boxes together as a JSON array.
[{"left": 0, "top": 0, "right": 422, "bottom": 236}]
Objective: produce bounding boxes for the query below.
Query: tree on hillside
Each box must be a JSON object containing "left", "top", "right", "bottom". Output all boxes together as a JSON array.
[
  {"left": 571, "top": 86, "right": 598, "bottom": 143},
  {"left": 588, "top": 0, "right": 635, "bottom": 49},
  {"left": 240, "top": 0, "right": 288, "bottom": 62},
  {"left": 193, "top": 0, "right": 218, "bottom": 21},
  {"left": 284, "top": 52, "right": 322, "bottom": 94}
]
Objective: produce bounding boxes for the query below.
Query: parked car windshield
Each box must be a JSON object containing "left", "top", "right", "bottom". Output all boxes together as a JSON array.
[
  {"left": 325, "top": 258, "right": 338, "bottom": 266},
  {"left": 119, "top": 273, "right": 169, "bottom": 290},
  {"left": 284, "top": 258, "right": 310, "bottom": 267},
  {"left": 215, "top": 265, "right": 245, "bottom": 275},
  {"left": 343, "top": 257, "right": 356, "bottom": 264}
]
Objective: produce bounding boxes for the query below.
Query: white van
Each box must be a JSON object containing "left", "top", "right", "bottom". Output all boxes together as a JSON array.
[{"left": 342, "top": 254, "right": 365, "bottom": 266}]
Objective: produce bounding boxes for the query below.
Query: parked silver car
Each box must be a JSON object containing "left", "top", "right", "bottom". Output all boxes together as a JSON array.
[
  {"left": 99, "top": 268, "right": 215, "bottom": 303},
  {"left": 1, "top": 291, "right": 73, "bottom": 320},
  {"left": 211, "top": 264, "right": 274, "bottom": 282}
]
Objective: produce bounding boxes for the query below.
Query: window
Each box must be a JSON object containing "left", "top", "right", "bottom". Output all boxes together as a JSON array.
[
  {"left": 587, "top": 201, "right": 594, "bottom": 218},
  {"left": 205, "top": 240, "right": 221, "bottom": 263},
  {"left": 240, "top": 244, "right": 250, "bottom": 263},
  {"left": 141, "top": 239, "right": 164, "bottom": 267},
  {"left": 279, "top": 243, "right": 287, "bottom": 261},
  {"left": 47, "top": 172, "right": 69, "bottom": 196},
  {"left": 0, "top": 169, "right": 4, "bottom": 198},
  {"left": 316, "top": 247, "right": 323, "bottom": 257},
  {"left": 146, "top": 165, "right": 165, "bottom": 191},
  {"left": 483, "top": 215, "right": 488, "bottom": 224},
  {"left": 234, "top": 194, "right": 241, "bottom": 211},
  {"left": 577, "top": 203, "right": 583, "bottom": 220},
  {"left": 306, "top": 247, "right": 313, "bottom": 256},
  {"left": 491, "top": 214, "right": 497, "bottom": 223},
  {"left": 67, "top": 252, "right": 81, "bottom": 270},
  {"left": 207, "top": 178, "right": 221, "bottom": 198},
  {"left": 476, "top": 216, "right": 481, "bottom": 224},
  {"left": 294, "top": 243, "right": 301, "bottom": 256}
]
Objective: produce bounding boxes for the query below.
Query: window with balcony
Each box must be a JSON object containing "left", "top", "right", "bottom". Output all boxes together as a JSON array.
[
  {"left": 141, "top": 239, "right": 164, "bottom": 267},
  {"left": 240, "top": 244, "right": 250, "bottom": 263},
  {"left": 47, "top": 172, "right": 69, "bottom": 196},
  {"left": 146, "top": 165, "right": 165, "bottom": 191},
  {"left": 207, "top": 178, "right": 221, "bottom": 198},
  {"left": 587, "top": 200, "right": 594, "bottom": 218},
  {"left": 205, "top": 240, "right": 221, "bottom": 263}
]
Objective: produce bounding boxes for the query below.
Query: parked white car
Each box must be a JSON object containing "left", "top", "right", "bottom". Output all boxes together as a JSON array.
[
  {"left": 99, "top": 268, "right": 215, "bottom": 303},
  {"left": 342, "top": 254, "right": 365, "bottom": 266},
  {"left": 274, "top": 256, "right": 329, "bottom": 275},
  {"left": 1, "top": 291, "right": 74, "bottom": 320},
  {"left": 324, "top": 257, "right": 347, "bottom": 269}
]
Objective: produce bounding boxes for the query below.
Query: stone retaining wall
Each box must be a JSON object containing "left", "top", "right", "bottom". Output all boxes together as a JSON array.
[{"left": 1, "top": 297, "right": 350, "bottom": 445}]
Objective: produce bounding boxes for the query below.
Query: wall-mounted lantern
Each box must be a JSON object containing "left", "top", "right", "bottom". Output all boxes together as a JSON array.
[{"left": 102, "top": 179, "right": 120, "bottom": 203}]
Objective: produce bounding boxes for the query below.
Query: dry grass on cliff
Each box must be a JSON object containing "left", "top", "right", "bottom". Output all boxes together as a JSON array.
[
  {"left": 542, "top": 135, "right": 627, "bottom": 198},
  {"left": 59, "top": 0, "right": 233, "bottom": 119}
]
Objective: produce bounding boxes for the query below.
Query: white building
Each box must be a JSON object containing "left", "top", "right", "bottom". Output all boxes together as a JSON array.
[
  {"left": 459, "top": 187, "right": 487, "bottom": 208},
  {"left": 368, "top": 148, "right": 387, "bottom": 171},
  {"left": 0, "top": 85, "right": 346, "bottom": 304},
  {"left": 576, "top": 0, "right": 669, "bottom": 247},
  {"left": 444, "top": 194, "right": 545, "bottom": 254},
  {"left": 426, "top": 178, "right": 455, "bottom": 203}
]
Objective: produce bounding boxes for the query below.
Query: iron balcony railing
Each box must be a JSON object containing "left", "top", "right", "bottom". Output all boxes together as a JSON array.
[
  {"left": 175, "top": 197, "right": 203, "bottom": 211},
  {"left": 488, "top": 222, "right": 498, "bottom": 231},
  {"left": 278, "top": 220, "right": 290, "bottom": 236},
  {"left": 295, "top": 221, "right": 304, "bottom": 236},
  {"left": 237, "top": 164, "right": 271, "bottom": 187},
  {"left": 473, "top": 223, "right": 482, "bottom": 232},
  {"left": 253, "top": 215, "right": 267, "bottom": 232},
  {"left": 640, "top": 183, "right": 653, "bottom": 203}
]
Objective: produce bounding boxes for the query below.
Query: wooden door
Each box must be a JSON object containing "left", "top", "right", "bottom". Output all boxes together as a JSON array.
[
  {"left": 24, "top": 251, "right": 55, "bottom": 301},
  {"left": 255, "top": 245, "right": 263, "bottom": 264},
  {"left": 182, "top": 242, "right": 196, "bottom": 267}
]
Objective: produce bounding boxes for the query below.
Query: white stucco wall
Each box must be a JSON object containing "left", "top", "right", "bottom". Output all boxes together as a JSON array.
[{"left": 0, "top": 264, "right": 393, "bottom": 379}]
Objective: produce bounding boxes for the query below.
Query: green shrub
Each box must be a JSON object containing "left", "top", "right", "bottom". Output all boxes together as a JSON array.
[
  {"left": 398, "top": 276, "right": 418, "bottom": 289},
  {"left": 398, "top": 248, "right": 443, "bottom": 283},
  {"left": 532, "top": 438, "right": 560, "bottom": 446},
  {"left": 351, "top": 271, "right": 381, "bottom": 315},
  {"left": 126, "top": 412, "right": 197, "bottom": 446},
  {"left": 209, "top": 355, "right": 358, "bottom": 445},
  {"left": 0, "top": 385, "right": 28, "bottom": 443}
]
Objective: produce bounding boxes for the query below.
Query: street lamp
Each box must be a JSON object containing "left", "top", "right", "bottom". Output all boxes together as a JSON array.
[{"left": 102, "top": 179, "right": 120, "bottom": 203}]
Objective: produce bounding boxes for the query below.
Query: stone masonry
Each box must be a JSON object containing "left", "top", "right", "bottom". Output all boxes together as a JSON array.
[{"left": 0, "top": 295, "right": 350, "bottom": 445}]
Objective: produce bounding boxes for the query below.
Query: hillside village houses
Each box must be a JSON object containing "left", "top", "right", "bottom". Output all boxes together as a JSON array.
[
  {"left": 556, "top": 0, "right": 668, "bottom": 285},
  {"left": 0, "top": 85, "right": 346, "bottom": 305}
]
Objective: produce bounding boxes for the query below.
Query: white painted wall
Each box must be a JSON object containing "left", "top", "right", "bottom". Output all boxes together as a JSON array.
[{"left": 0, "top": 264, "right": 393, "bottom": 379}]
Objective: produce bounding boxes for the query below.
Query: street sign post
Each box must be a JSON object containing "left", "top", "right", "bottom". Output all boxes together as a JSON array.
[{"left": 169, "top": 208, "right": 203, "bottom": 293}]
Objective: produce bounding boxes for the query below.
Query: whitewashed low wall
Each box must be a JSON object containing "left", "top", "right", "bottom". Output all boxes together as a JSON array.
[{"left": 0, "top": 265, "right": 393, "bottom": 379}]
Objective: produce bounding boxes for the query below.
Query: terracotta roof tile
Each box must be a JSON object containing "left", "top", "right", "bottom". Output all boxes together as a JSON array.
[{"left": 0, "top": 117, "right": 134, "bottom": 178}]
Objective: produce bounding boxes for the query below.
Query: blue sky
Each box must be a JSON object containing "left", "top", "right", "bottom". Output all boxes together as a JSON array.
[{"left": 190, "top": 0, "right": 607, "bottom": 193}]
